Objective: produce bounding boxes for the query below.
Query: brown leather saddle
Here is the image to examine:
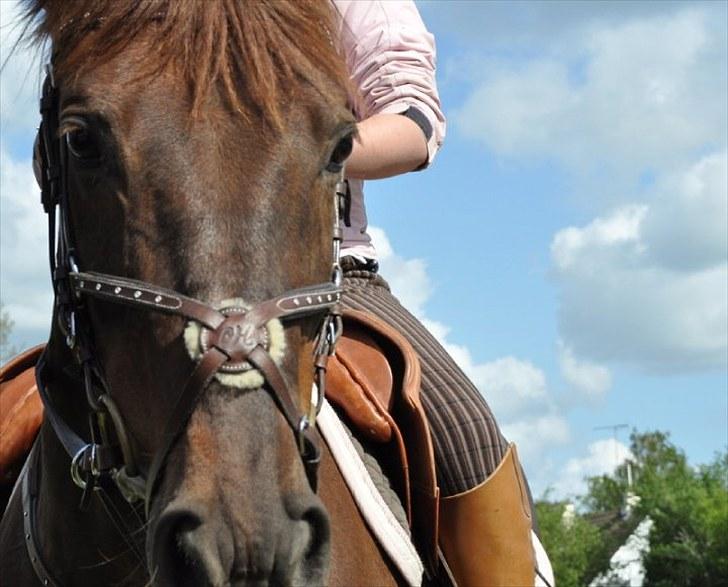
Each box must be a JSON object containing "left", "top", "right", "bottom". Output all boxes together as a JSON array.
[
  {"left": 0, "top": 345, "right": 44, "bottom": 488},
  {"left": 0, "top": 311, "right": 439, "bottom": 565},
  {"left": 326, "top": 309, "right": 439, "bottom": 568}
]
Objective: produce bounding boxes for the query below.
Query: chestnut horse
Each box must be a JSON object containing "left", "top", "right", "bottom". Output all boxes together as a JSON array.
[{"left": 0, "top": 1, "right": 408, "bottom": 585}]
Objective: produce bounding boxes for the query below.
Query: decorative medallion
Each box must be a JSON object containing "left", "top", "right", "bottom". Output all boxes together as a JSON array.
[{"left": 184, "top": 298, "right": 286, "bottom": 389}]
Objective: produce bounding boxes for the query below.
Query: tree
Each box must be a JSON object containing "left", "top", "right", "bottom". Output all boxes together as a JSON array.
[
  {"left": 636, "top": 441, "right": 728, "bottom": 587},
  {"left": 535, "top": 496, "right": 603, "bottom": 587},
  {"left": 538, "top": 431, "right": 728, "bottom": 587}
]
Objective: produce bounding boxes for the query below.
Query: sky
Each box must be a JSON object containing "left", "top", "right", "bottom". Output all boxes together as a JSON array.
[{"left": 1, "top": 0, "right": 726, "bottom": 500}]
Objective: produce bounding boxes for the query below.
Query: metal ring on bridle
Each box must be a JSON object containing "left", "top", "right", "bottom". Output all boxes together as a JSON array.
[
  {"left": 332, "top": 263, "right": 343, "bottom": 287},
  {"left": 297, "top": 416, "right": 310, "bottom": 454},
  {"left": 70, "top": 445, "right": 89, "bottom": 490},
  {"left": 326, "top": 319, "right": 339, "bottom": 351},
  {"left": 65, "top": 311, "right": 76, "bottom": 349}
]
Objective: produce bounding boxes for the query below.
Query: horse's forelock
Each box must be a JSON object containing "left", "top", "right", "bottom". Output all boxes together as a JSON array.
[{"left": 21, "top": 0, "right": 350, "bottom": 128}]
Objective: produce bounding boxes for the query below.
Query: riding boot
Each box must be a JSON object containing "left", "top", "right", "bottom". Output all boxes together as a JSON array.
[{"left": 438, "top": 443, "right": 536, "bottom": 587}]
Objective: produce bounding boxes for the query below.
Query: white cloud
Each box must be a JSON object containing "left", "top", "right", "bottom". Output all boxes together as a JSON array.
[
  {"left": 553, "top": 438, "right": 632, "bottom": 498},
  {"left": 0, "top": 148, "right": 53, "bottom": 334},
  {"left": 642, "top": 151, "right": 728, "bottom": 272},
  {"left": 468, "top": 356, "right": 547, "bottom": 418},
  {"left": 369, "top": 226, "right": 432, "bottom": 319},
  {"left": 558, "top": 341, "right": 612, "bottom": 398},
  {"left": 420, "top": 1, "right": 723, "bottom": 55},
  {"left": 551, "top": 205, "right": 648, "bottom": 272},
  {"left": 453, "top": 8, "right": 726, "bottom": 185},
  {"left": 551, "top": 153, "right": 727, "bottom": 373},
  {"left": 501, "top": 414, "right": 571, "bottom": 466},
  {"left": 445, "top": 2, "right": 728, "bottom": 375},
  {"left": 0, "top": 0, "right": 46, "bottom": 141},
  {"left": 0, "top": 2, "right": 51, "bottom": 345}
]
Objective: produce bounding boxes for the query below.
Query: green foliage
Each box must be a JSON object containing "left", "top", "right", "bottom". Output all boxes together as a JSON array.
[
  {"left": 538, "top": 430, "right": 728, "bottom": 587},
  {"left": 582, "top": 473, "right": 625, "bottom": 513},
  {"left": 634, "top": 439, "right": 728, "bottom": 587},
  {"left": 535, "top": 499, "right": 602, "bottom": 587}
]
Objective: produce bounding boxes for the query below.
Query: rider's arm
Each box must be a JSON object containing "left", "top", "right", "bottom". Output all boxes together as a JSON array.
[
  {"left": 334, "top": 0, "right": 446, "bottom": 180},
  {"left": 345, "top": 113, "right": 427, "bottom": 180}
]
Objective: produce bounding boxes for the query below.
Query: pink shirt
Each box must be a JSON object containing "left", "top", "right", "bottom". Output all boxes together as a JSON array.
[{"left": 333, "top": 0, "right": 446, "bottom": 259}]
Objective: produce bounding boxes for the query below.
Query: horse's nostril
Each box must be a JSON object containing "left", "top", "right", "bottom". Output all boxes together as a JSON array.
[
  {"left": 302, "top": 503, "right": 331, "bottom": 562},
  {"left": 152, "top": 500, "right": 331, "bottom": 586},
  {"left": 284, "top": 503, "right": 331, "bottom": 585},
  {"left": 151, "top": 508, "right": 227, "bottom": 587}
]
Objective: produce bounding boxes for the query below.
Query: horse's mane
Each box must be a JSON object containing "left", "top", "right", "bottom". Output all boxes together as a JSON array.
[{"left": 20, "top": 0, "right": 349, "bottom": 127}]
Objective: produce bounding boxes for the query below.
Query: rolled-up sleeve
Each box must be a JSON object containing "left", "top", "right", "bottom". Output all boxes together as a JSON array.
[{"left": 334, "top": 0, "right": 446, "bottom": 166}]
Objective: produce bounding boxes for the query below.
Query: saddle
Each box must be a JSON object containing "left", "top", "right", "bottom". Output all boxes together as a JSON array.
[
  {"left": 0, "top": 345, "right": 44, "bottom": 488},
  {"left": 0, "top": 312, "right": 439, "bottom": 566},
  {"left": 326, "top": 309, "right": 439, "bottom": 568}
]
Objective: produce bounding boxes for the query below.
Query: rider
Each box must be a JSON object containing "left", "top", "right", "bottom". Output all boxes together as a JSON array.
[{"left": 333, "top": 2, "right": 551, "bottom": 585}]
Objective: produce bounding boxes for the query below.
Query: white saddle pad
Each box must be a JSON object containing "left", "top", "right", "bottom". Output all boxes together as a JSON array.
[{"left": 317, "top": 399, "right": 424, "bottom": 587}]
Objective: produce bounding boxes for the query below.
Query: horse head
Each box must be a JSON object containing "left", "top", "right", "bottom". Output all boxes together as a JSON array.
[{"left": 25, "top": 1, "right": 354, "bottom": 584}]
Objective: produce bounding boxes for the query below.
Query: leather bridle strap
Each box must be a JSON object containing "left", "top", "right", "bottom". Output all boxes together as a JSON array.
[
  {"left": 69, "top": 271, "right": 341, "bottom": 327},
  {"left": 35, "top": 352, "right": 89, "bottom": 463},
  {"left": 22, "top": 440, "right": 62, "bottom": 587},
  {"left": 37, "top": 252, "right": 341, "bottom": 514},
  {"left": 29, "top": 59, "right": 348, "bottom": 587},
  {"left": 247, "top": 346, "right": 321, "bottom": 462},
  {"left": 53, "top": 270, "right": 341, "bottom": 509},
  {"left": 143, "top": 347, "right": 228, "bottom": 514}
]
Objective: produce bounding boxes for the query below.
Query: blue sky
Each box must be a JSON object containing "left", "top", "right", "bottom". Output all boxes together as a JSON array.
[{"left": 1, "top": 1, "right": 726, "bottom": 499}]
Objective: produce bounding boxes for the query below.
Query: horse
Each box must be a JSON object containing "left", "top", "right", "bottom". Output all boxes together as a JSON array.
[{"left": 0, "top": 1, "right": 410, "bottom": 585}]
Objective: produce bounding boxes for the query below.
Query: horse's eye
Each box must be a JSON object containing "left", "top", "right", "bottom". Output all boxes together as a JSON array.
[
  {"left": 326, "top": 135, "right": 353, "bottom": 173},
  {"left": 66, "top": 127, "right": 102, "bottom": 161}
]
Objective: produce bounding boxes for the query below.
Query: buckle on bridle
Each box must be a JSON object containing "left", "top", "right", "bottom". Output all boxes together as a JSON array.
[{"left": 70, "top": 443, "right": 98, "bottom": 490}]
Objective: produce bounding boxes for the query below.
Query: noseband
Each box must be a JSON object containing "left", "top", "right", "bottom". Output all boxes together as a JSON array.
[{"left": 33, "top": 64, "right": 347, "bottom": 524}]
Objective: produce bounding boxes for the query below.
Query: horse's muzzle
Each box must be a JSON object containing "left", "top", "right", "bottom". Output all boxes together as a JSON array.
[{"left": 149, "top": 495, "right": 330, "bottom": 586}]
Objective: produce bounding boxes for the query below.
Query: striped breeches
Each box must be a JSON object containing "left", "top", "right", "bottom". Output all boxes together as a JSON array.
[{"left": 341, "top": 270, "right": 508, "bottom": 497}]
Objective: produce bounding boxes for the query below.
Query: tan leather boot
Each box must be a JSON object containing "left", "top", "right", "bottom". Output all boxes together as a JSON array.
[{"left": 439, "top": 444, "right": 536, "bottom": 586}]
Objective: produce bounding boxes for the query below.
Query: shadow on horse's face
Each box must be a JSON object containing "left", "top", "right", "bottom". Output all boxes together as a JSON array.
[{"left": 54, "top": 28, "right": 353, "bottom": 585}]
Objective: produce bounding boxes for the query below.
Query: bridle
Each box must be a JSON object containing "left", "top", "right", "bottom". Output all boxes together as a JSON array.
[{"left": 24, "top": 62, "right": 347, "bottom": 581}]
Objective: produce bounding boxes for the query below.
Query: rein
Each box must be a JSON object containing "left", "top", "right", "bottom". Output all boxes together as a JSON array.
[{"left": 25, "top": 63, "right": 348, "bottom": 581}]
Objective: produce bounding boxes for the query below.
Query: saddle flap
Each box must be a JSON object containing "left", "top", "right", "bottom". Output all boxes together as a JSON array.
[
  {"left": 326, "top": 309, "right": 440, "bottom": 570},
  {"left": 327, "top": 324, "right": 394, "bottom": 443},
  {"left": 0, "top": 345, "right": 45, "bottom": 484},
  {"left": 327, "top": 355, "right": 394, "bottom": 443},
  {"left": 337, "top": 328, "right": 395, "bottom": 411}
]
